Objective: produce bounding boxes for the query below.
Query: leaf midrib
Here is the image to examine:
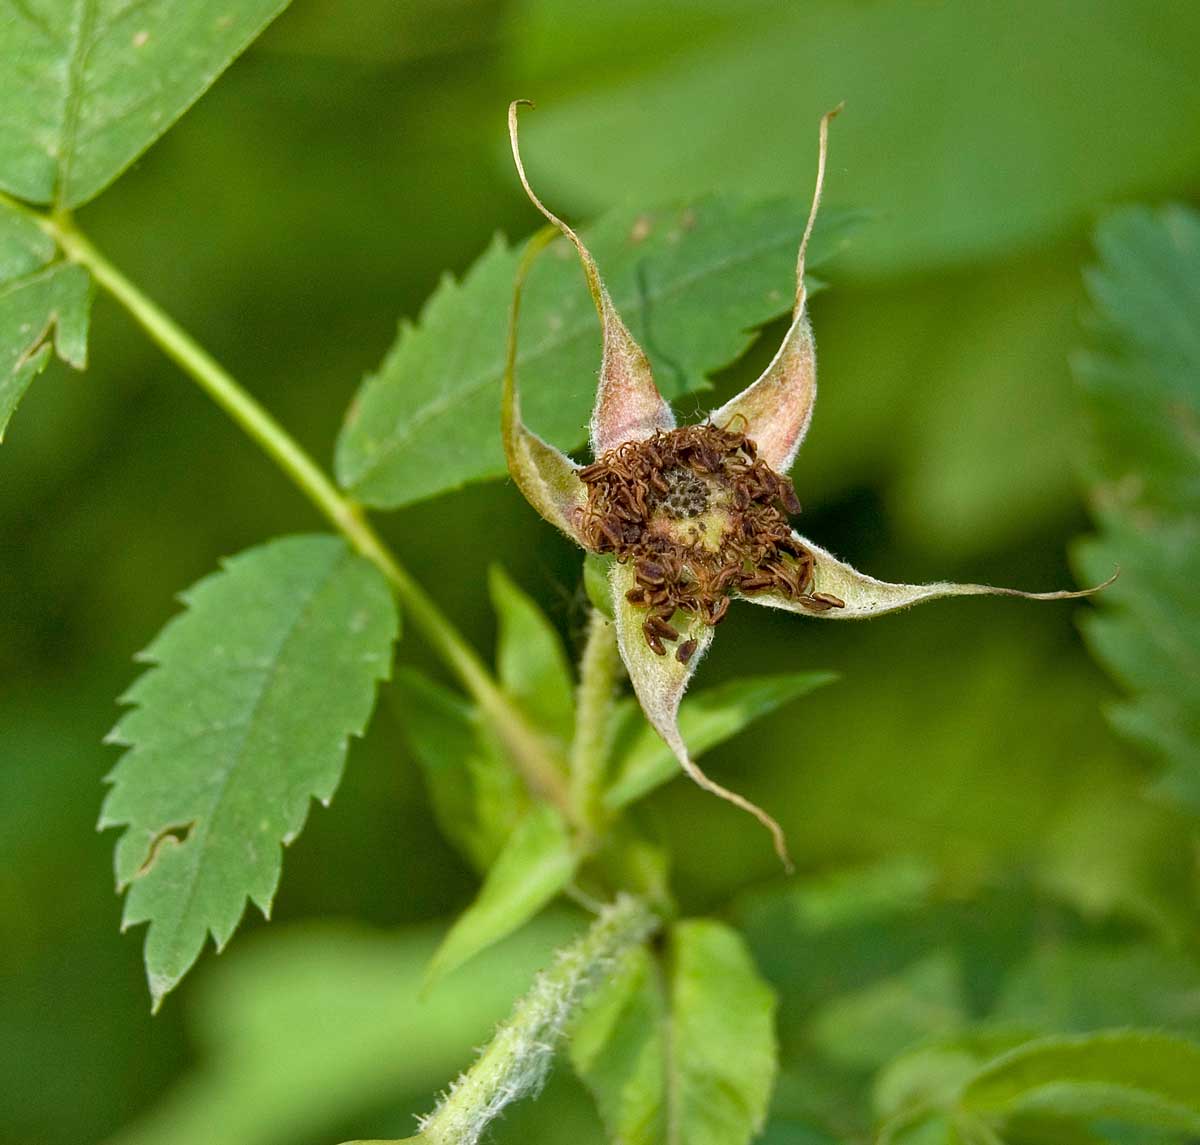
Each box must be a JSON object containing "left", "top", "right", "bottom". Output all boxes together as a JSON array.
[
  {"left": 346, "top": 216, "right": 805, "bottom": 486},
  {"left": 153, "top": 545, "right": 349, "bottom": 943},
  {"left": 53, "top": 0, "right": 99, "bottom": 208}
]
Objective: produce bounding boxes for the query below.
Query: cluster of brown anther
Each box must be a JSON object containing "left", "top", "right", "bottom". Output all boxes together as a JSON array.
[{"left": 579, "top": 422, "right": 845, "bottom": 662}]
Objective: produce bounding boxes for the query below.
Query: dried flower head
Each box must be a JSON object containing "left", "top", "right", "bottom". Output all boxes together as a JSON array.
[{"left": 501, "top": 100, "right": 1113, "bottom": 868}]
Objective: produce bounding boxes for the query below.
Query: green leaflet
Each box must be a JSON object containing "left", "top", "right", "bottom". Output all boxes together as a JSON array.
[
  {"left": 961, "top": 1031, "right": 1200, "bottom": 1134},
  {"left": 604, "top": 672, "right": 837, "bottom": 811},
  {"left": 393, "top": 668, "right": 527, "bottom": 872},
  {"left": 335, "top": 198, "right": 857, "bottom": 509},
  {"left": 0, "top": 0, "right": 291, "bottom": 208},
  {"left": 396, "top": 564, "right": 573, "bottom": 873},
  {"left": 490, "top": 564, "right": 575, "bottom": 746},
  {"left": 874, "top": 1031, "right": 1200, "bottom": 1142},
  {"left": 505, "top": 0, "right": 1200, "bottom": 278},
  {"left": 0, "top": 200, "right": 55, "bottom": 278},
  {"left": 0, "top": 199, "right": 91, "bottom": 442},
  {"left": 0, "top": 258, "right": 91, "bottom": 440},
  {"left": 1074, "top": 205, "right": 1200, "bottom": 815},
  {"left": 426, "top": 802, "right": 577, "bottom": 985},
  {"left": 100, "top": 535, "right": 399, "bottom": 1007},
  {"left": 570, "top": 918, "right": 777, "bottom": 1145}
]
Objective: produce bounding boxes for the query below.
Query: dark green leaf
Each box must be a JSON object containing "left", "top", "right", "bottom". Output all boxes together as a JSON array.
[
  {"left": 100, "top": 535, "right": 399, "bottom": 1007},
  {"left": 427, "top": 802, "right": 577, "bottom": 984},
  {"left": 571, "top": 918, "right": 777, "bottom": 1145},
  {"left": 1074, "top": 205, "right": 1200, "bottom": 814},
  {"left": 490, "top": 564, "right": 575, "bottom": 745},
  {"left": 604, "top": 672, "right": 836, "bottom": 810},
  {"left": 961, "top": 1031, "right": 1200, "bottom": 1134},
  {"left": 393, "top": 668, "right": 527, "bottom": 871},
  {"left": 335, "top": 199, "right": 856, "bottom": 508},
  {"left": 0, "top": 0, "right": 292, "bottom": 208}
]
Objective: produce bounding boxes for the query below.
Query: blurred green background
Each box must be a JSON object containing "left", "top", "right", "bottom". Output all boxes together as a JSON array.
[{"left": 4, "top": 2, "right": 1199, "bottom": 1143}]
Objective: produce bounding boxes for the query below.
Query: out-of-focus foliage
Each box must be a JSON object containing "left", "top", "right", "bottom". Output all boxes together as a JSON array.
[
  {"left": 1075, "top": 205, "right": 1200, "bottom": 814},
  {"left": 572, "top": 920, "right": 777, "bottom": 1145},
  {"left": 3, "top": 1, "right": 1199, "bottom": 1144},
  {"left": 503, "top": 0, "right": 1200, "bottom": 278}
]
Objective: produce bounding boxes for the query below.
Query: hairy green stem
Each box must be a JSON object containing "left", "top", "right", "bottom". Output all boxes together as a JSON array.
[
  {"left": 570, "top": 608, "right": 621, "bottom": 836},
  {"left": 414, "top": 895, "right": 657, "bottom": 1145},
  {"left": 21, "top": 202, "right": 569, "bottom": 814}
]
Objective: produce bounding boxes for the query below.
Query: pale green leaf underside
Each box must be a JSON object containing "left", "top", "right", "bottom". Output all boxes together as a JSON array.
[
  {"left": 605, "top": 672, "right": 837, "bottom": 811},
  {"left": 571, "top": 918, "right": 777, "bottom": 1145},
  {"left": 336, "top": 199, "right": 855, "bottom": 509},
  {"left": 0, "top": 254, "right": 91, "bottom": 440},
  {"left": 1074, "top": 205, "right": 1200, "bottom": 815},
  {"left": 961, "top": 1030, "right": 1200, "bottom": 1133},
  {"left": 427, "top": 803, "right": 577, "bottom": 985},
  {"left": 0, "top": 0, "right": 291, "bottom": 208},
  {"left": 100, "top": 534, "right": 399, "bottom": 1007}
]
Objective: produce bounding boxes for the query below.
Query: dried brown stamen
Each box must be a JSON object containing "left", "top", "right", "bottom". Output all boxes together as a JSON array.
[{"left": 580, "top": 423, "right": 839, "bottom": 654}]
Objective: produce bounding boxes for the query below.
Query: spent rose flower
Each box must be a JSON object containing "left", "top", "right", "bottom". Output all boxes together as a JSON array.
[{"left": 501, "top": 101, "right": 1112, "bottom": 867}]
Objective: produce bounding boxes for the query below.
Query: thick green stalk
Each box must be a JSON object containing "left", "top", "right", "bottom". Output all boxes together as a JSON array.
[
  {"left": 413, "top": 895, "right": 657, "bottom": 1145},
  {"left": 570, "top": 608, "right": 621, "bottom": 835},
  {"left": 30, "top": 206, "right": 569, "bottom": 813}
]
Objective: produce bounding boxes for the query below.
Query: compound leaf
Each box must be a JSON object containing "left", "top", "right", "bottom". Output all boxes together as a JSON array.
[
  {"left": 335, "top": 198, "right": 856, "bottom": 508},
  {"left": 0, "top": 0, "right": 292, "bottom": 208},
  {"left": 1074, "top": 205, "right": 1200, "bottom": 815},
  {"left": 100, "top": 534, "right": 399, "bottom": 1007}
]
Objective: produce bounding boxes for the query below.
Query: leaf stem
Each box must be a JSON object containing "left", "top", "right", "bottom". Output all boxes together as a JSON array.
[
  {"left": 570, "top": 608, "right": 621, "bottom": 836},
  {"left": 31, "top": 205, "right": 570, "bottom": 814},
  {"left": 414, "top": 894, "right": 657, "bottom": 1145}
]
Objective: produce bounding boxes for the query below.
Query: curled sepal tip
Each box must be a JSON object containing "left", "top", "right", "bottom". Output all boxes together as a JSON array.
[
  {"left": 610, "top": 560, "right": 794, "bottom": 871},
  {"left": 502, "top": 226, "right": 590, "bottom": 544},
  {"left": 508, "top": 100, "right": 674, "bottom": 457},
  {"left": 742, "top": 534, "right": 1119, "bottom": 619},
  {"left": 710, "top": 104, "right": 841, "bottom": 474}
]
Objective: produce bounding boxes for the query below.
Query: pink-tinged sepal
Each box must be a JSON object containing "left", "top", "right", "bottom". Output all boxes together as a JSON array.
[
  {"left": 502, "top": 229, "right": 591, "bottom": 547},
  {"left": 610, "top": 561, "right": 793, "bottom": 869},
  {"left": 741, "top": 533, "right": 1119, "bottom": 619},
  {"left": 710, "top": 106, "right": 839, "bottom": 473},
  {"left": 508, "top": 101, "right": 674, "bottom": 457}
]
